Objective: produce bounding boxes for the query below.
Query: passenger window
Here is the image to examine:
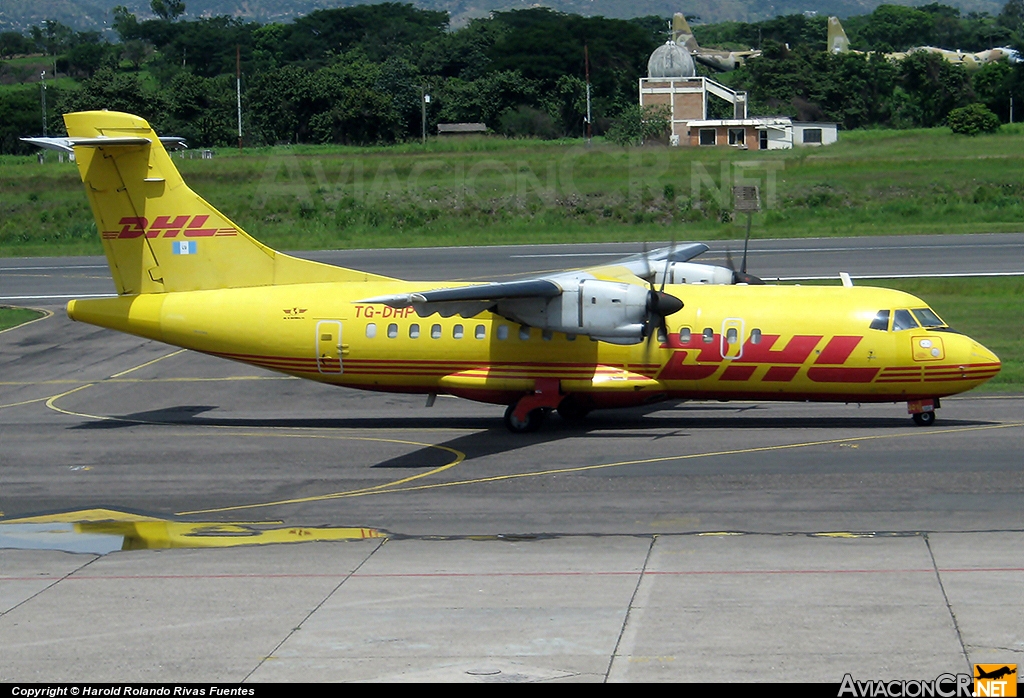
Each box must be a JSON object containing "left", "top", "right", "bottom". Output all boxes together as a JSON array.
[
  {"left": 497, "top": 325, "right": 509, "bottom": 340},
  {"left": 657, "top": 328, "right": 667, "bottom": 343},
  {"left": 726, "top": 328, "right": 738, "bottom": 344},
  {"left": 365, "top": 323, "right": 377, "bottom": 338},
  {"left": 869, "top": 310, "right": 890, "bottom": 331},
  {"left": 679, "top": 328, "right": 692, "bottom": 343},
  {"left": 912, "top": 308, "right": 945, "bottom": 327},
  {"left": 475, "top": 324, "right": 486, "bottom": 339},
  {"left": 542, "top": 329, "right": 553, "bottom": 341},
  {"left": 750, "top": 329, "right": 762, "bottom": 344},
  {"left": 702, "top": 328, "right": 714, "bottom": 343},
  {"left": 387, "top": 323, "right": 398, "bottom": 339},
  {"left": 409, "top": 324, "right": 420, "bottom": 339},
  {"left": 453, "top": 324, "right": 464, "bottom": 339},
  {"left": 892, "top": 309, "right": 918, "bottom": 332},
  {"left": 431, "top": 324, "right": 441, "bottom": 339},
  {"left": 566, "top": 334, "right": 576, "bottom": 341},
  {"left": 519, "top": 326, "right": 530, "bottom": 341}
]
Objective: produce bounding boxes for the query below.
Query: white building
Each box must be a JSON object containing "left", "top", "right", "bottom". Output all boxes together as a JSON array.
[{"left": 684, "top": 118, "right": 838, "bottom": 149}]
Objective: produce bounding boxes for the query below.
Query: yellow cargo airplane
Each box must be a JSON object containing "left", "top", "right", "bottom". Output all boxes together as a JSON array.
[{"left": 33, "top": 111, "right": 1001, "bottom": 432}]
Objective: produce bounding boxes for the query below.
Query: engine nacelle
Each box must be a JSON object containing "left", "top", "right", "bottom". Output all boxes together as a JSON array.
[
  {"left": 496, "top": 275, "right": 651, "bottom": 344},
  {"left": 653, "top": 262, "right": 734, "bottom": 286}
]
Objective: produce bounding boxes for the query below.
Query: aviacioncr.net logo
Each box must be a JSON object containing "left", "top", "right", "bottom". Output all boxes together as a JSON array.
[{"left": 838, "top": 673, "right": 973, "bottom": 697}]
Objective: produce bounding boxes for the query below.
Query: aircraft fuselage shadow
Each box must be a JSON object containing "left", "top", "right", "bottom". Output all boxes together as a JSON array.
[
  {"left": 68, "top": 404, "right": 996, "bottom": 434},
  {"left": 66, "top": 404, "right": 998, "bottom": 471}
]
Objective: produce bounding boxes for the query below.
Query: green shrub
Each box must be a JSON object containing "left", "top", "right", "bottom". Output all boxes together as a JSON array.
[{"left": 947, "top": 104, "right": 1000, "bottom": 136}]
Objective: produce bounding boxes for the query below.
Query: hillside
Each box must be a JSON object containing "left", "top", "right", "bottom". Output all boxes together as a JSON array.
[{"left": 0, "top": 0, "right": 1007, "bottom": 33}]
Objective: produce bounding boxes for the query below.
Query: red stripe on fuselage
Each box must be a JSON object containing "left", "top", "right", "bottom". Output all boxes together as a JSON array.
[{"left": 814, "top": 336, "right": 862, "bottom": 365}]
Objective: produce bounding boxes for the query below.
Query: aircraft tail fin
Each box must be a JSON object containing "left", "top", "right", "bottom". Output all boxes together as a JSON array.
[
  {"left": 672, "top": 13, "right": 699, "bottom": 53},
  {"left": 827, "top": 17, "right": 851, "bottom": 54},
  {"left": 64, "top": 111, "right": 392, "bottom": 295}
]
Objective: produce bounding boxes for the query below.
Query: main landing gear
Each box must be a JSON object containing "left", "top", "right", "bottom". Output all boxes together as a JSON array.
[
  {"left": 908, "top": 398, "right": 939, "bottom": 426},
  {"left": 503, "top": 404, "right": 548, "bottom": 433},
  {"left": 503, "top": 378, "right": 576, "bottom": 433}
]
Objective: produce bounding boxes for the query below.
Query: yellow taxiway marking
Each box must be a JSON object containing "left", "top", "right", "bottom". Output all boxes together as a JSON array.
[
  {"left": 1, "top": 376, "right": 296, "bottom": 385},
  {"left": 39, "top": 352, "right": 468, "bottom": 516},
  {"left": 179, "top": 421, "right": 1023, "bottom": 515},
  {"left": 109, "top": 348, "right": 187, "bottom": 377},
  {"left": 361, "top": 421, "right": 1024, "bottom": 499},
  {"left": 175, "top": 433, "right": 465, "bottom": 516},
  {"left": 0, "top": 396, "right": 53, "bottom": 410}
]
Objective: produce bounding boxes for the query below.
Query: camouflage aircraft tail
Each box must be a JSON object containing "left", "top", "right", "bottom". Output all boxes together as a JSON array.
[
  {"left": 827, "top": 17, "right": 851, "bottom": 54},
  {"left": 63, "top": 111, "right": 391, "bottom": 296},
  {"left": 672, "top": 13, "right": 699, "bottom": 53}
]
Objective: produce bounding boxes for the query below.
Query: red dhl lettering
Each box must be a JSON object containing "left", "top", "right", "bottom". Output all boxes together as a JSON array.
[
  {"left": 147, "top": 215, "right": 191, "bottom": 238},
  {"left": 666, "top": 333, "right": 823, "bottom": 364},
  {"left": 101, "top": 215, "right": 237, "bottom": 240},
  {"left": 657, "top": 334, "right": 867, "bottom": 383}
]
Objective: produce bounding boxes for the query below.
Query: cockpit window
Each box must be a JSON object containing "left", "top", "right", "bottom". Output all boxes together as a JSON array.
[
  {"left": 911, "top": 308, "right": 945, "bottom": 328},
  {"left": 869, "top": 310, "right": 890, "bottom": 331},
  {"left": 892, "top": 309, "right": 919, "bottom": 332}
]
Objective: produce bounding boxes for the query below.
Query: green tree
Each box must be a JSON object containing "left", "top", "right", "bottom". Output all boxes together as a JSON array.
[
  {"left": 121, "top": 40, "right": 154, "bottom": 71},
  {"left": 150, "top": 0, "right": 186, "bottom": 22},
  {"left": 112, "top": 6, "right": 142, "bottom": 42},
  {"left": 0, "top": 32, "right": 33, "bottom": 59},
  {"left": 0, "top": 87, "right": 45, "bottom": 153},
  {"left": 605, "top": 104, "right": 670, "bottom": 146},
  {"left": 165, "top": 72, "right": 235, "bottom": 146},
  {"left": 947, "top": 102, "right": 1001, "bottom": 133},
  {"left": 58, "top": 68, "right": 165, "bottom": 128}
]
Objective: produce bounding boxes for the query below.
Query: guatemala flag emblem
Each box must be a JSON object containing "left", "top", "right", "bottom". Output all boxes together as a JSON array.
[{"left": 173, "top": 241, "right": 197, "bottom": 255}]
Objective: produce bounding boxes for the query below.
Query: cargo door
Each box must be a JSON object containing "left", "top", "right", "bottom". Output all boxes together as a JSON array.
[{"left": 316, "top": 320, "right": 343, "bottom": 374}]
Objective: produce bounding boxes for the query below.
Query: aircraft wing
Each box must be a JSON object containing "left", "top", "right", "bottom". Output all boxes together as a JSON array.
[
  {"left": 606, "top": 243, "right": 709, "bottom": 277},
  {"left": 355, "top": 246, "right": 715, "bottom": 344},
  {"left": 364, "top": 278, "right": 561, "bottom": 309}
]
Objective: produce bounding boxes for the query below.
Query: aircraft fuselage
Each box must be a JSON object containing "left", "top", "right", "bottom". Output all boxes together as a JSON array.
[{"left": 68, "top": 282, "right": 1000, "bottom": 410}]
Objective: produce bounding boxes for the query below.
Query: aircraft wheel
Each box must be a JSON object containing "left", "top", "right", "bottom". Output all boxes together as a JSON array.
[
  {"left": 912, "top": 411, "right": 936, "bottom": 426},
  {"left": 504, "top": 404, "right": 546, "bottom": 433},
  {"left": 557, "top": 398, "right": 591, "bottom": 424}
]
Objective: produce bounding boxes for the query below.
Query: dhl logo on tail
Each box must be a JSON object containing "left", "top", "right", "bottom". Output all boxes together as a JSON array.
[{"left": 101, "top": 215, "right": 238, "bottom": 240}]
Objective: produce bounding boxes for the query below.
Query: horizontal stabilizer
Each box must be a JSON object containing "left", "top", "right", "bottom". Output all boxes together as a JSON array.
[{"left": 22, "top": 136, "right": 188, "bottom": 153}]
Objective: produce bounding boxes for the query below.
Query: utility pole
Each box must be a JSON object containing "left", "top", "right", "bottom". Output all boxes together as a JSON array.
[
  {"left": 236, "top": 45, "right": 243, "bottom": 153},
  {"left": 40, "top": 70, "right": 47, "bottom": 137},
  {"left": 421, "top": 87, "right": 431, "bottom": 144},
  {"left": 584, "top": 44, "right": 592, "bottom": 145},
  {"left": 1011, "top": 94, "right": 1014, "bottom": 124}
]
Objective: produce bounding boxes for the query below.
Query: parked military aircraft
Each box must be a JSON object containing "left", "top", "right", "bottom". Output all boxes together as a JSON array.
[
  {"left": 672, "top": 13, "right": 761, "bottom": 72},
  {"left": 828, "top": 16, "right": 1021, "bottom": 69},
  {"left": 36, "top": 111, "right": 1001, "bottom": 432}
]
